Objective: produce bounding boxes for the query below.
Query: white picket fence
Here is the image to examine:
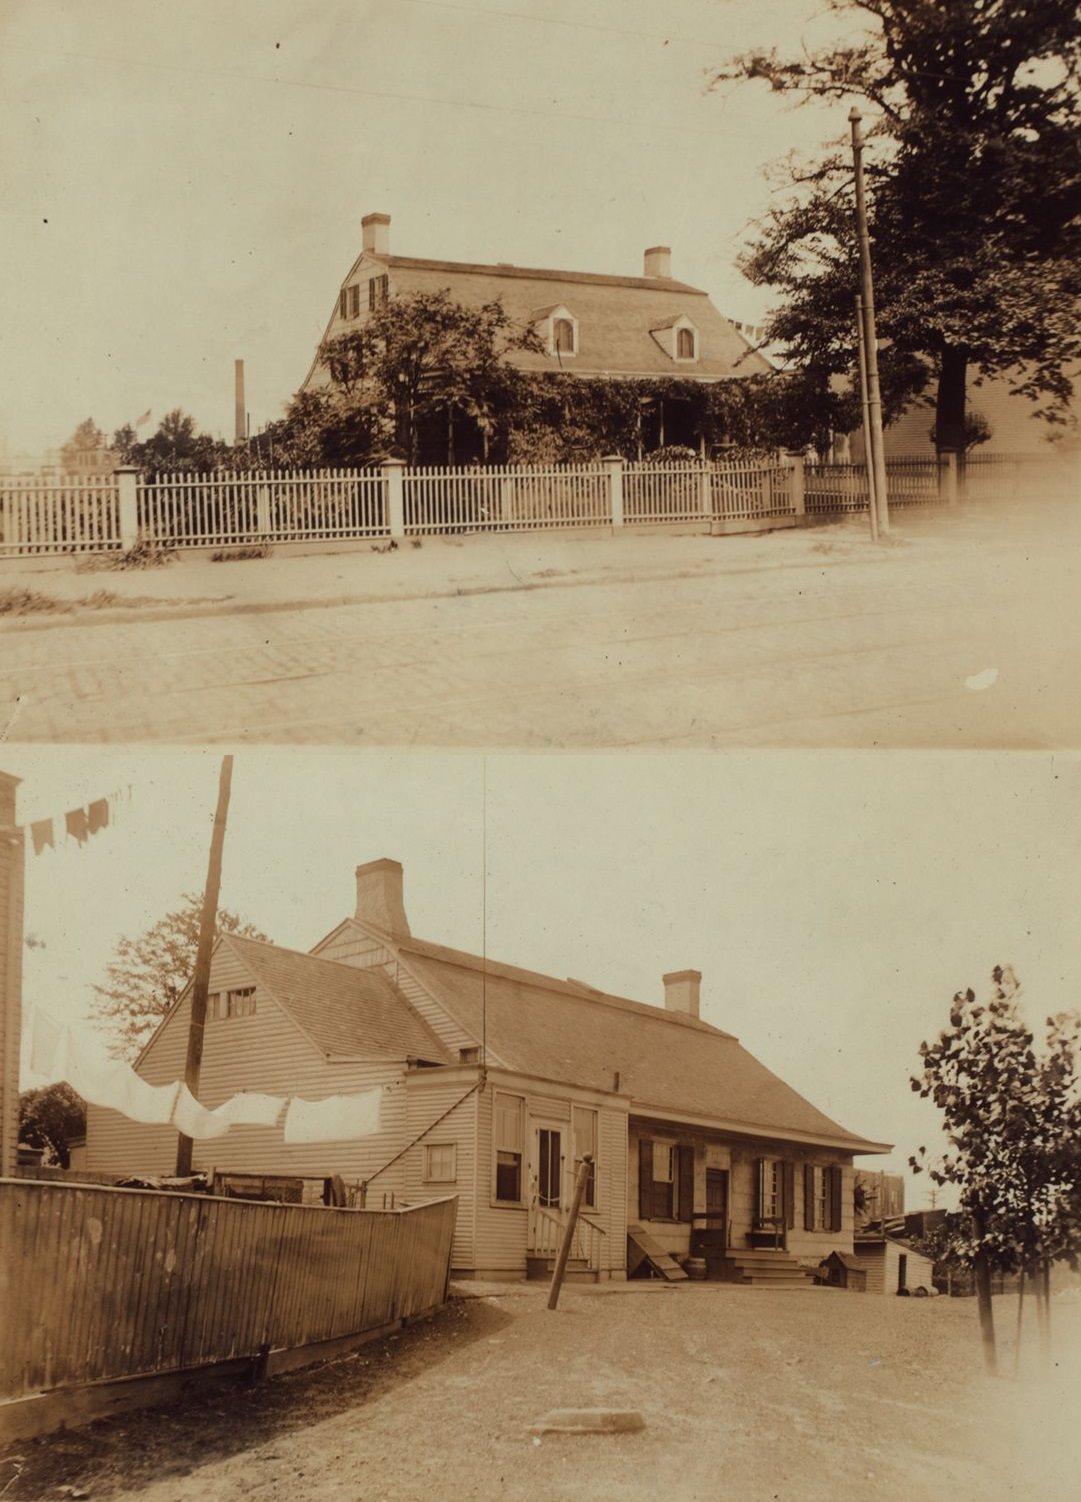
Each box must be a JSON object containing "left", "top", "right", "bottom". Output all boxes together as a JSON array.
[
  {"left": 0, "top": 473, "right": 122, "bottom": 555},
  {"left": 403, "top": 463, "right": 610, "bottom": 534},
  {"left": 140, "top": 469, "right": 387, "bottom": 546},
  {"left": 2, "top": 451, "right": 1064, "bottom": 559}
]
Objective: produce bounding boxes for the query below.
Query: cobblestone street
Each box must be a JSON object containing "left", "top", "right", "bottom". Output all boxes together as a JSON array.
[{"left": 1, "top": 506, "right": 1078, "bottom": 747}]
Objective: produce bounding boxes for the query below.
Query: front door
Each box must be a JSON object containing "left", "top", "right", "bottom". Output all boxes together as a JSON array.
[
  {"left": 693, "top": 1168, "right": 729, "bottom": 1267},
  {"left": 535, "top": 1125, "right": 563, "bottom": 1209}
]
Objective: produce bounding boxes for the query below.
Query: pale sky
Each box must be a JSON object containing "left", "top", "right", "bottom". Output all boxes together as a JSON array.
[
  {"left": 0, "top": 0, "right": 862, "bottom": 458},
  {"left": 5, "top": 747, "right": 1080, "bottom": 1207}
]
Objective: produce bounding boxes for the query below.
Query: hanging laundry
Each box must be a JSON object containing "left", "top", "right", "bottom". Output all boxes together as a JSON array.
[
  {"left": 172, "top": 1083, "right": 232, "bottom": 1140},
  {"left": 57, "top": 1031, "right": 131, "bottom": 1110},
  {"left": 87, "top": 798, "right": 110, "bottom": 835},
  {"left": 283, "top": 1087, "right": 383, "bottom": 1144},
  {"left": 30, "top": 819, "right": 55, "bottom": 856},
  {"left": 65, "top": 807, "right": 90, "bottom": 845},
  {"left": 210, "top": 1091, "right": 286, "bottom": 1129},
  {"left": 109, "top": 1070, "right": 180, "bottom": 1126}
]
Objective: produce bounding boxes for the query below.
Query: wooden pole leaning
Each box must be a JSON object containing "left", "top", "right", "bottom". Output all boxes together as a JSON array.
[
  {"left": 548, "top": 1154, "right": 594, "bottom": 1311},
  {"left": 175, "top": 755, "right": 234, "bottom": 1177}
]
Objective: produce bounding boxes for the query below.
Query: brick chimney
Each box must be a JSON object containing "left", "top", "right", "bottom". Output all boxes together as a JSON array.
[
  {"left": 355, "top": 858, "right": 410, "bottom": 935},
  {"left": 362, "top": 212, "right": 391, "bottom": 257},
  {"left": 0, "top": 773, "right": 24, "bottom": 1177},
  {"left": 644, "top": 245, "right": 671, "bottom": 279},
  {"left": 663, "top": 969, "right": 700, "bottom": 1019}
]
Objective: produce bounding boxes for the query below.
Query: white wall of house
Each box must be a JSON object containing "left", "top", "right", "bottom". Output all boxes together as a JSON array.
[
  {"left": 85, "top": 945, "right": 409, "bottom": 1191},
  {"left": 628, "top": 1120, "right": 856, "bottom": 1263},
  {"left": 470, "top": 1070, "right": 628, "bottom": 1280}
]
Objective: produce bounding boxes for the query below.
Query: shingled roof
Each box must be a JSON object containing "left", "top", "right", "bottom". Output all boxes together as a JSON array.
[
  {"left": 222, "top": 934, "right": 452, "bottom": 1064},
  {"left": 385, "top": 933, "right": 885, "bottom": 1152},
  {"left": 305, "top": 237, "right": 772, "bottom": 388}
]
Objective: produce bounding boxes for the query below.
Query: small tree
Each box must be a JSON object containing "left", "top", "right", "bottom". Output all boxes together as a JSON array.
[
  {"left": 19, "top": 1082, "right": 87, "bottom": 1168},
  {"left": 91, "top": 894, "right": 269, "bottom": 1060},
  {"left": 911, "top": 967, "right": 1081, "bottom": 1373}
]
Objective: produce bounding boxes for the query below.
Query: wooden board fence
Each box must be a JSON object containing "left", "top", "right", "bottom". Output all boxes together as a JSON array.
[{"left": 0, "top": 1179, "right": 456, "bottom": 1433}]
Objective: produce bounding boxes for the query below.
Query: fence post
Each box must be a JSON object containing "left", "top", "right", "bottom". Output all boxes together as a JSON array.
[
  {"left": 786, "top": 453, "right": 806, "bottom": 517},
  {"left": 698, "top": 462, "right": 712, "bottom": 520},
  {"left": 603, "top": 455, "right": 624, "bottom": 529},
  {"left": 116, "top": 465, "right": 140, "bottom": 550},
  {"left": 256, "top": 483, "right": 271, "bottom": 536},
  {"left": 382, "top": 458, "right": 406, "bottom": 539},
  {"left": 939, "top": 450, "right": 958, "bottom": 506}
]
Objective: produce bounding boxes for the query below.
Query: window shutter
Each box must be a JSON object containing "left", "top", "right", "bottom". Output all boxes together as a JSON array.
[
  {"left": 829, "top": 1166, "right": 843, "bottom": 1232},
  {"left": 638, "top": 1138, "right": 654, "bottom": 1221},
  {"left": 754, "top": 1158, "right": 764, "bottom": 1220},
  {"left": 677, "top": 1145, "right": 694, "bottom": 1223},
  {"left": 783, "top": 1160, "right": 796, "bottom": 1229},
  {"left": 804, "top": 1165, "right": 815, "bottom": 1232}
]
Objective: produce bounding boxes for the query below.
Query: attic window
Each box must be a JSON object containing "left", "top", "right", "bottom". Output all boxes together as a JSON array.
[
  {"left": 459, "top": 1046, "right": 481, "bottom": 1064},
  {"left": 369, "top": 274, "right": 389, "bottom": 310},
  {"left": 339, "top": 285, "right": 360, "bottom": 321},
  {"left": 208, "top": 987, "right": 256, "bottom": 1021},
  {"left": 676, "top": 327, "right": 696, "bottom": 359},
  {"left": 554, "top": 318, "right": 575, "bottom": 354}
]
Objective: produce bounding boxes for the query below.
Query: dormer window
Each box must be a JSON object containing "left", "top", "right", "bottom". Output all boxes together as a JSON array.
[
  {"left": 651, "top": 314, "right": 699, "bottom": 363},
  {"left": 533, "top": 304, "right": 579, "bottom": 358}
]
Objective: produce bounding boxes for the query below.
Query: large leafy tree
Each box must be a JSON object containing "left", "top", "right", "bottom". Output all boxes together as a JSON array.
[
  {"left": 91, "top": 894, "right": 269, "bottom": 1060},
  {"left": 714, "top": 0, "right": 1081, "bottom": 452},
  {"left": 18, "top": 1082, "right": 86, "bottom": 1168},
  {"left": 910, "top": 967, "right": 1081, "bottom": 1373},
  {"left": 318, "top": 290, "right": 543, "bottom": 464}
]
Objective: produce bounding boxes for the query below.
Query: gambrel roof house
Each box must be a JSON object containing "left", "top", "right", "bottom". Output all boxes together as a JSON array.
[
  {"left": 301, "top": 212, "right": 771, "bottom": 396},
  {"left": 86, "top": 859, "right": 889, "bottom": 1283}
]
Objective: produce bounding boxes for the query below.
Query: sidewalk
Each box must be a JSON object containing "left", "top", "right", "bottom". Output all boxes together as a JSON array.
[{"left": 1, "top": 504, "right": 1045, "bottom": 630}]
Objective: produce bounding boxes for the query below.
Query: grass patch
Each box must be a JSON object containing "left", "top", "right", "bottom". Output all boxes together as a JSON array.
[
  {"left": 77, "top": 541, "right": 177, "bottom": 572},
  {"left": 0, "top": 587, "right": 75, "bottom": 615},
  {"left": 209, "top": 543, "right": 272, "bottom": 562}
]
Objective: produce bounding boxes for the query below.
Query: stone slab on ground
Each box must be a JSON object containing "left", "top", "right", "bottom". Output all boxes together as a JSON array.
[{"left": 529, "top": 1408, "right": 646, "bottom": 1436}]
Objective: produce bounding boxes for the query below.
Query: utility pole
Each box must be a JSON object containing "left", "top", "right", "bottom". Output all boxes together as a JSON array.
[
  {"left": 850, "top": 108, "right": 890, "bottom": 536},
  {"left": 548, "top": 1155, "right": 593, "bottom": 1311},
  {"left": 175, "top": 756, "right": 234, "bottom": 1176},
  {"left": 855, "top": 294, "right": 879, "bottom": 542}
]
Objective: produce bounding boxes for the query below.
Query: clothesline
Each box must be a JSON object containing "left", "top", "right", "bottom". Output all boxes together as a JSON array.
[
  {"left": 28, "top": 1008, "right": 383, "bottom": 1144},
  {"left": 1, "top": 784, "right": 134, "bottom": 855}
]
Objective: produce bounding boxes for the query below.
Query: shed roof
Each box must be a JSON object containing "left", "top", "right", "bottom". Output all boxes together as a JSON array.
[
  {"left": 223, "top": 935, "right": 453, "bottom": 1063},
  {"left": 389, "top": 932, "right": 885, "bottom": 1151}
]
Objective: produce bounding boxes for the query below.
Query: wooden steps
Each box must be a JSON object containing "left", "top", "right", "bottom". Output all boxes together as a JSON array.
[
  {"left": 713, "top": 1249, "right": 815, "bottom": 1288},
  {"left": 525, "top": 1255, "right": 595, "bottom": 1283}
]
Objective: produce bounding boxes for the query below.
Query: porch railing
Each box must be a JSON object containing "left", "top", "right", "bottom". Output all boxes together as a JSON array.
[{"left": 528, "top": 1200, "right": 605, "bottom": 1269}]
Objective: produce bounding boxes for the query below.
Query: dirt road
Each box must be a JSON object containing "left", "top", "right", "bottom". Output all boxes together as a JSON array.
[
  {"left": 2, "top": 503, "right": 1079, "bottom": 748},
  {"left": 5, "top": 1283, "right": 1078, "bottom": 1502}
]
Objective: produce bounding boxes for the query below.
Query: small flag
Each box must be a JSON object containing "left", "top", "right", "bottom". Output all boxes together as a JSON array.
[
  {"left": 65, "top": 807, "right": 89, "bottom": 845},
  {"left": 135, "top": 409, "right": 152, "bottom": 428},
  {"left": 87, "top": 798, "right": 109, "bottom": 835}
]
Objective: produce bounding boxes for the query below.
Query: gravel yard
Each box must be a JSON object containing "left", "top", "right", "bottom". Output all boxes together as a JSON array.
[{"left": 4, "top": 1282, "right": 1078, "bottom": 1502}]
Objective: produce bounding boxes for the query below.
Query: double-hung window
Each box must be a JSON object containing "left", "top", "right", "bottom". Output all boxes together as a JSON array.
[{"left": 494, "top": 1091, "right": 524, "bottom": 1202}]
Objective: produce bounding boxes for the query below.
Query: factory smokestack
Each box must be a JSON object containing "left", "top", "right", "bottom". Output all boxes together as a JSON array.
[{"left": 234, "top": 359, "right": 246, "bottom": 445}]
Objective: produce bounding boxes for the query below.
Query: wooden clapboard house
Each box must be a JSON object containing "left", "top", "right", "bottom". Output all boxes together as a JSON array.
[{"left": 86, "top": 859, "right": 888, "bottom": 1282}]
